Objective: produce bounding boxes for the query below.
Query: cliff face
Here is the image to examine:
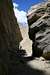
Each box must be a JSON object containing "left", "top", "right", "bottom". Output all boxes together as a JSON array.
[
  {"left": 0, "top": 0, "right": 22, "bottom": 74},
  {"left": 0, "top": 0, "right": 22, "bottom": 50},
  {"left": 27, "top": 1, "right": 50, "bottom": 59}
]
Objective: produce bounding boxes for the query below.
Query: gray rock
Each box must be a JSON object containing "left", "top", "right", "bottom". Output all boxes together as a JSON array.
[{"left": 27, "top": 1, "right": 50, "bottom": 59}]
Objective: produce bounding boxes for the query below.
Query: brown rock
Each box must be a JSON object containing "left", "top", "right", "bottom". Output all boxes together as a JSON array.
[{"left": 0, "top": 0, "right": 22, "bottom": 74}]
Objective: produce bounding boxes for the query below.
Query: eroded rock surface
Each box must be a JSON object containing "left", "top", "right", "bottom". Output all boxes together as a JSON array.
[{"left": 27, "top": 1, "right": 50, "bottom": 59}]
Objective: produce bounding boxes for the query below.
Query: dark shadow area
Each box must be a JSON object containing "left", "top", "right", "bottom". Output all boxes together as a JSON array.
[
  {"left": 32, "top": 42, "right": 43, "bottom": 57},
  {"left": 17, "top": 49, "right": 26, "bottom": 57},
  {"left": 8, "top": 48, "right": 46, "bottom": 75},
  {"left": 15, "top": 47, "right": 34, "bottom": 61},
  {"left": 8, "top": 56, "right": 46, "bottom": 75}
]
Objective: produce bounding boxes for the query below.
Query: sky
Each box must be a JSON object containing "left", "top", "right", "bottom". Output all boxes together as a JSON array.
[
  {"left": 12, "top": 0, "right": 47, "bottom": 12},
  {"left": 12, "top": 0, "right": 47, "bottom": 25},
  {"left": 13, "top": 2, "right": 27, "bottom": 23}
]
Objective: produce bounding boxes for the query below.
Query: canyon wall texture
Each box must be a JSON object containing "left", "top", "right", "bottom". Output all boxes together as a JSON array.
[
  {"left": 27, "top": 1, "right": 50, "bottom": 59},
  {"left": 0, "top": 0, "right": 22, "bottom": 74}
]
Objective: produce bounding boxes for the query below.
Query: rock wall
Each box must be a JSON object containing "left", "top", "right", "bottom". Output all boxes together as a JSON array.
[
  {"left": 27, "top": 1, "right": 50, "bottom": 59},
  {"left": 0, "top": 0, "right": 22, "bottom": 74}
]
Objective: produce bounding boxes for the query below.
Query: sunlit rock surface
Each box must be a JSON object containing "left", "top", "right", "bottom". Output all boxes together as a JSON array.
[
  {"left": 19, "top": 23, "right": 32, "bottom": 57},
  {"left": 27, "top": 1, "right": 50, "bottom": 59}
]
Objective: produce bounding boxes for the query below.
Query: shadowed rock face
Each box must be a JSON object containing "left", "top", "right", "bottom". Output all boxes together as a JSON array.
[
  {"left": 0, "top": 0, "right": 22, "bottom": 49},
  {"left": 0, "top": 0, "right": 22, "bottom": 74},
  {"left": 27, "top": 1, "right": 50, "bottom": 59}
]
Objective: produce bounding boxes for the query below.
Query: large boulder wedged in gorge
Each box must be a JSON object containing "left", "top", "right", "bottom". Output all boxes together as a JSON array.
[
  {"left": 27, "top": 1, "right": 50, "bottom": 59},
  {"left": 0, "top": 0, "right": 22, "bottom": 74}
]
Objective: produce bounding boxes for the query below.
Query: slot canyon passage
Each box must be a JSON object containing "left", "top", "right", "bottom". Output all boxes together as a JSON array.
[
  {"left": 19, "top": 21, "right": 32, "bottom": 57},
  {"left": 0, "top": 0, "right": 50, "bottom": 75}
]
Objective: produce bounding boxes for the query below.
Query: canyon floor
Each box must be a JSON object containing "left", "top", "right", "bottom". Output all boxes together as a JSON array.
[{"left": 19, "top": 26, "right": 50, "bottom": 75}]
